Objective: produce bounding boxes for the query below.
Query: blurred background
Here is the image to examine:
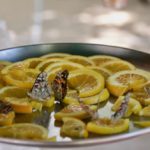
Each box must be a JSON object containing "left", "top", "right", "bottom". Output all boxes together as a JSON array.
[{"left": 0, "top": 0, "right": 150, "bottom": 53}]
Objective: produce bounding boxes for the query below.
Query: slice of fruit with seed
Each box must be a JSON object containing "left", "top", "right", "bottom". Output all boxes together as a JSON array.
[
  {"left": 107, "top": 70, "right": 149, "bottom": 97},
  {"left": 68, "top": 68, "right": 105, "bottom": 98}
]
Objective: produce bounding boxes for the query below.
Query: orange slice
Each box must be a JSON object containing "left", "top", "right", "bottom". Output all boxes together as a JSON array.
[
  {"left": 1, "top": 61, "right": 40, "bottom": 88},
  {"left": 132, "top": 81, "right": 150, "bottom": 106},
  {"left": 112, "top": 96, "right": 142, "bottom": 117},
  {"left": 88, "top": 66, "right": 112, "bottom": 79},
  {"left": 89, "top": 55, "right": 120, "bottom": 66},
  {"left": 45, "top": 61, "right": 84, "bottom": 72},
  {"left": 61, "top": 117, "right": 88, "bottom": 138},
  {"left": 64, "top": 89, "right": 110, "bottom": 105},
  {"left": 107, "top": 70, "right": 149, "bottom": 97},
  {"left": 36, "top": 58, "right": 64, "bottom": 71},
  {"left": 0, "top": 123, "right": 48, "bottom": 140},
  {"left": 101, "top": 60, "right": 135, "bottom": 73},
  {"left": 41, "top": 53, "right": 71, "bottom": 59},
  {"left": 68, "top": 68, "right": 105, "bottom": 97},
  {"left": 87, "top": 118, "right": 129, "bottom": 135},
  {"left": 23, "top": 58, "right": 44, "bottom": 69},
  {"left": 65, "top": 55, "right": 94, "bottom": 66},
  {"left": 54, "top": 104, "right": 97, "bottom": 121}
]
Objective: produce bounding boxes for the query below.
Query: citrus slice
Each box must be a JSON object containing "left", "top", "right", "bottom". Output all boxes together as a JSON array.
[
  {"left": 0, "top": 123, "right": 48, "bottom": 140},
  {"left": 0, "top": 110, "right": 15, "bottom": 126},
  {"left": 68, "top": 68, "right": 105, "bottom": 97},
  {"left": 63, "top": 89, "right": 110, "bottom": 105},
  {"left": 132, "top": 81, "right": 150, "bottom": 106},
  {"left": 0, "top": 60, "right": 12, "bottom": 72},
  {"left": 0, "top": 61, "right": 10, "bottom": 87},
  {"left": 54, "top": 104, "right": 97, "bottom": 121},
  {"left": 89, "top": 55, "right": 120, "bottom": 66},
  {"left": 36, "top": 58, "right": 64, "bottom": 71},
  {"left": 0, "top": 100, "right": 15, "bottom": 126},
  {"left": 112, "top": 96, "right": 142, "bottom": 117},
  {"left": 107, "top": 70, "right": 149, "bottom": 97},
  {"left": 0, "top": 86, "right": 32, "bottom": 113},
  {"left": 65, "top": 55, "right": 94, "bottom": 66},
  {"left": 1, "top": 61, "right": 40, "bottom": 88},
  {"left": 45, "top": 61, "right": 84, "bottom": 72},
  {"left": 23, "top": 58, "right": 44, "bottom": 69},
  {"left": 134, "top": 121, "right": 150, "bottom": 127},
  {"left": 61, "top": 117, "right": 88, "bottom": 138},
  {"left": 101, "top": 60, "right": 135, "bottom": 73},
  {"left": 139, "top": 105, "right": 150, "bottom": 117},
  {"left": 87, "top": 118, "right": 129, "bottom": 135},
  {"left": 88, "top": 66, "right": 112, "bottom": 79},
  {"left": 0, "top": 86, "right": 54, "bottom": 113},
  {"left": 1, "top": 61, "right": 30, "bottom": 74},
  {"left": 3, "top": 97, "right": 32, "bottom": 114},
  {"left": 41, "top": 53, "right": 71, "bottom": 59}
]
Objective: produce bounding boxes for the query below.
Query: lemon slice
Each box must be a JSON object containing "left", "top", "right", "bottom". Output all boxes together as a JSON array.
[
  {"left": 65, "top": 55, "right": 94, "bottom": 66},
  {"left": 0, "top": 86, "right": 32, "bottom": 113},
  {"left": 0, "top": 123, "right": 48, "bottom": 140},
  {"left": 54, "top": 104, "right": 97, "bottom": 121},
  {"left": 68, "top": 68, "right": 105, "bottom": 98},
  {"left": 0, "top": 61, "right": 10, "bottom": 87},
  {"left": 0, "top": 111, "right": 15, "bottom": 126},
  {"left": 1, "top": 61, "right": 29, "bottom": 74},
  {"left": 41, "top": 53, "right": 71, "bottom": 59},
  {"left": 134, "top": 121, "right": 150, "bottom": 127},
  {"left": 88, "top": 66, "right": 112, "bottom": 79},
  {"left": 61, "top": 117, "right": 88, "bottom": 138},
  {"left": 107, "top": 70, "right": 149, "bottom": 97},
  {"left": 140, "top": 105, "right": 150, "bottom": 117},
  {"left": 1, "top": 63, "right": 40, "bottom": 88},
  {"left": 0, "top": 86, "right": 54, "bottom": 113},
  {"left": 36, "top": 58, "right": 64, "bottom": 71},
  {"left": 112, "top": 96, "right": 142, "bottom": 117},
  {"left": 0, "top": 60, "right": 12, "bottom": 71},
  {"left": 101, "top": 60, "right": 135, "bottom": 73},
  {"left": 89, "top": 55, "right": 120, "bottom": 66},
  {"left": 45, "top": 61, "right": 84, "bottom": 73},
  {"left": 23, "top": 58, "right": 44, "bottom": 69},
  {"left": 87, "top": 118, "right": 129, "bottom": 135},
  {"left": 64, "top": 89, "right": 109, "bottom": 105},
  {"left": 132, "top": 81, "right": 150, "bottom": 105}
]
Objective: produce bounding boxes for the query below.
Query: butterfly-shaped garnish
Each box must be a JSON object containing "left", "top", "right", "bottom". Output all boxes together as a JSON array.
[
  {"left": 28, "top": 72, "right": 51, "bottom": 101},
  {"left": 111, "top": 93, "right": 130, "bottom": 121},
  {"left": 0, "top": 101, "right": 13, "bottom": 114},
  {"left": 51, "top": 70, "right": 69, "bottom": 102}
]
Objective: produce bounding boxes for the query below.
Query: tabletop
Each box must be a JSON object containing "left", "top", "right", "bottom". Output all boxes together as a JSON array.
[{"left": 0, "top": 0, "right": 150, "bottom": 150}]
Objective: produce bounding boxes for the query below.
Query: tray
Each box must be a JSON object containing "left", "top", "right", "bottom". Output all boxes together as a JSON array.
[{"left": 0, "top": 43, "right": 149, "bottom": 148}]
